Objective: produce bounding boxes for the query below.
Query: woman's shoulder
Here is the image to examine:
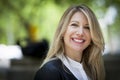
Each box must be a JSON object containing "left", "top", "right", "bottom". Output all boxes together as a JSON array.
[
  {"left": 34, "top": 59, "right": 62, "bottom": 80},
  {"left": 37, "top": 58, "right": 62, "bottom": 73},
  {"left": 42, "top": 58, "right": 62, "bottom": 70},
  {"left": 34, "top": 58, "right": 78, "bottom": 80}
]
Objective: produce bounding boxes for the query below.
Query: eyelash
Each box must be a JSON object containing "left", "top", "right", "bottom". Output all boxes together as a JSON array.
[
  {"left": 84, "top": 26, "right": 90, "bottom": 30},
  {"left": 70, "top": 23, "right": 90, "bottom": 30},
  {"left": 71, "top": 23, "right": 79, "bottom": 27}
]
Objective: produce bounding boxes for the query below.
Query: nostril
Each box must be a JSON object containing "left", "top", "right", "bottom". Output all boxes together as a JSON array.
[{"left": 76, "top": 30, "right": 84, "bottom": 35}]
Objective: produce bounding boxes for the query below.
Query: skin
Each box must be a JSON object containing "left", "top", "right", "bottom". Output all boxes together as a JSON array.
[{"left": 63, "top": 12, "right": 91, "bottom": 62}]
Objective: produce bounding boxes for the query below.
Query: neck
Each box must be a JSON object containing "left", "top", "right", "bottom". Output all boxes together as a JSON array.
[{"left": 65, "top": 50, "right": 83, "bottom": 62}]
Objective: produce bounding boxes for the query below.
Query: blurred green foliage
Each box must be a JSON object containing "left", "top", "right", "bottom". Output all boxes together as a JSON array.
[{"left": 0, "top": 0, "right": 120, "bottom": 44}]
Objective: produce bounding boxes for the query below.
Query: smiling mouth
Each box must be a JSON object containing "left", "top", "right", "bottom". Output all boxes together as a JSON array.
[{"left": 72, "top": 38, "right": 85, "bottom": 43}]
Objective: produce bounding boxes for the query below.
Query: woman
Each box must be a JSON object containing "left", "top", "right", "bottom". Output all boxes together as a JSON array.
[{"left": 34, "top": 4, "right": 105, "bottom": 80}]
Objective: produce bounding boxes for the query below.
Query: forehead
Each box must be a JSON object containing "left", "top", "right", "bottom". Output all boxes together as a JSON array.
[{"left": 70, "top": 11, "right": 88, "bottom": 24}]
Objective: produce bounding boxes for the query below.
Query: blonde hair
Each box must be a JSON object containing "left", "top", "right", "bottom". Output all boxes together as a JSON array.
[{"left": 41, "top": 4, "right": 105, "bottom": 80}]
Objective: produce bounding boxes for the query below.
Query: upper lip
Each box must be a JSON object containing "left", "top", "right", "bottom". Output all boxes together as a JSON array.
[{"left": 72, "top": 37, "right": 85, "bottom": 43}]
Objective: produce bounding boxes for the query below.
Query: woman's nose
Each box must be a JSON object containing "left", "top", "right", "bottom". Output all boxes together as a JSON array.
[{"left": 76, "top": 27, "right": 84, "bottom": 35}]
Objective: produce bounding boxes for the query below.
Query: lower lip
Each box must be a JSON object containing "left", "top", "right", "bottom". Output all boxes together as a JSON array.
[{"left": 72, "top": 38, "right": 85, "bottom": 44}]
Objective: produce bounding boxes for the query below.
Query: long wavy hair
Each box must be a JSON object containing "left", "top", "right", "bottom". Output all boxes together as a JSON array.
[{"left": 41, "top": 4, "right": 105, "bottom": 80}]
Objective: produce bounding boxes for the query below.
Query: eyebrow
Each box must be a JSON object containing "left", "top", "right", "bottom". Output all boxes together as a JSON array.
[
  {"left": 70, "top": 21, "right": 89, "bottom": 25},
  {"left": 70, "top": 21, "right": 79, "bottom": 23},
  {"left": 85, "top": 24, "right": 89, "bottom": 26}
]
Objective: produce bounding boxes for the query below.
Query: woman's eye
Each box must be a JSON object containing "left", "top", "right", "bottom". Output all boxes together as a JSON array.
[
  {"left": 84, "top": 26, "right": 90, "bottom": 30},
  {"left": 71, "top": 24, "right": 78, "bottom": 27}
]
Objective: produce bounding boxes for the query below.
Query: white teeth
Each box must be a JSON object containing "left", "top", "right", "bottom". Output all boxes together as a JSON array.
[{"left": 73, "top": 39, "right": 84, "bottom": 43}]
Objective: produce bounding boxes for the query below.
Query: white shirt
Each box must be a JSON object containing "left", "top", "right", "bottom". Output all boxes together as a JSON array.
[{"left": 57, "top": 54, "right": 88, "bottom": 80}]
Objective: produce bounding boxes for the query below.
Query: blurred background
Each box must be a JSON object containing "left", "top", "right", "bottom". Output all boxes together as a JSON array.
[{"left": 0, "top": 0, "right": 120, "bottom": 80}]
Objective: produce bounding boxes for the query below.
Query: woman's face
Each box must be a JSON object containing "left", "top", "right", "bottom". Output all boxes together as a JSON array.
[{"left": 63, "top": 12, "right": 91, "bottom": 54}]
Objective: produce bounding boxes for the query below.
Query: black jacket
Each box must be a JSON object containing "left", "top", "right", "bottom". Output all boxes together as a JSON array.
[{"left": 34, "top": 59, "right": 78, "bottom": 80}]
